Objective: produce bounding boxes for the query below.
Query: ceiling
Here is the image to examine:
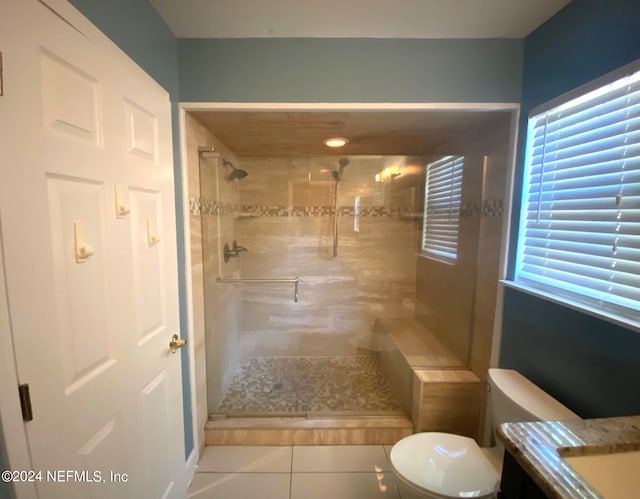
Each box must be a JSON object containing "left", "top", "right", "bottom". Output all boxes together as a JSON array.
[
  {"left": 151, "top": 0, "right": 571, "bottom": 39},
  {"left": 191, "top": 110, "right": 513, "bottom": 157}
]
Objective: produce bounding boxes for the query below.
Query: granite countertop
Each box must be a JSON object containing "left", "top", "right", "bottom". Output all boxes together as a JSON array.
[{"left": 497, "top": 415, "right": 640, "bottom": 498}]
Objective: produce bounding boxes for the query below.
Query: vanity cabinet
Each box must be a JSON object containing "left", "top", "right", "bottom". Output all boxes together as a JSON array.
[{"left": 499, "top": 451, "right": 548, "bottom": 499}]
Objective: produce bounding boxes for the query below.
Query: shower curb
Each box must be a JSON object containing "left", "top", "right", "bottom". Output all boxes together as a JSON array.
[{"left": 204, "top": 415, "right": 413, "bottom": 446}]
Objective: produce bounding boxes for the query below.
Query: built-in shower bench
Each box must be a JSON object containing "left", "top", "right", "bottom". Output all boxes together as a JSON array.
[{"left": 373, "top": 317, "right": 483, "bottom": 441}]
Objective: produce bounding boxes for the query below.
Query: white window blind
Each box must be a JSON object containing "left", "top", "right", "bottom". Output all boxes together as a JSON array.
[
  {"left": 422, "top": 155, "right": 464, "bottom": 261},
  {"left": 516, "top": 68, "right": 640, "bottom": 326}
]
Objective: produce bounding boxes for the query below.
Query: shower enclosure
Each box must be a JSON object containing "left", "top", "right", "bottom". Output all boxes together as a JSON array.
[
  {"left": 206, "top": 155, "right": 421, "bottom": 416},
  {"left": 185, "top": 109, "right": 514, "bottom": 433}
]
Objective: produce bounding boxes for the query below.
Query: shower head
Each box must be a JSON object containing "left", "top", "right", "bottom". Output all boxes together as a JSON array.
[
  {"left": 332, "top": 157, "right": 350, "bottom": 182},
  {"left": 228, "top": 168, "right": 248, "bottom": 181},
  {"left": 222, "top": 158, "right": 248, "bottom": 181}
]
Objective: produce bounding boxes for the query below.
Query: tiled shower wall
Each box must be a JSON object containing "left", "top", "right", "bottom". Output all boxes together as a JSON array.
[
  {"left": 438, "top": 115, "right": 511, "bottom": 440},
  {"left": 414, "top": 155, "right": 484, "bottom": 365},
  {"left": 228, "top": 157, "right": 422, "bottom": 358},
  {"left": 185, "top": 114, "right": 241, "bottom": 442},
  {"left": 415, "top": 114, "right": 511, "bottom": 379}
]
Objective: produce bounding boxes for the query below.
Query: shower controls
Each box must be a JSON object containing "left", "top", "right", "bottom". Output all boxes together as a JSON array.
[
  {"left": 232, "top": 240, "right": 247, "bottom": 253},
  {"left": 223, "top": 243, "right": 234, "bottom": 262},
  {"left": 223, "top": 241, "right": 248, "bottom": 262}
]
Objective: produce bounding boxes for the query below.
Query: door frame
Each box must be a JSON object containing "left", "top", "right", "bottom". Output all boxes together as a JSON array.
[
  {"left": 177, "top": 100, "right": 521, "bottom": 450},
  {"left": 0, "top": 212, "right": 37, "bottom": 498},
  {"left": 177, "top": 106, "right": 202, "bottom": 480}
]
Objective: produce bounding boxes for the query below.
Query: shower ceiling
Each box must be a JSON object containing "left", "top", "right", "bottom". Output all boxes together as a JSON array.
[{"left": 191, "top": 110, "right": 512, "bottom": 157}]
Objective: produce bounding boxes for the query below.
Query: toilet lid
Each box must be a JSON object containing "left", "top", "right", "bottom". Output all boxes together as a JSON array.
[{"left": 390, "top": 433, "right": 500, "bottom": 498}]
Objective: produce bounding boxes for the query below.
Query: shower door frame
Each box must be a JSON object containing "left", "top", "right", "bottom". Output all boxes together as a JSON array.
[{"left": 177, "top": 101, "right": 521, "bottom": 451}]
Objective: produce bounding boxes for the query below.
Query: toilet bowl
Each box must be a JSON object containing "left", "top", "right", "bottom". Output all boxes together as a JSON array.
[
  {"left": 390, "top": 432, "right": 500, "bottom": 498},
  {"left": 389, "top": 369, "right": 580, "bottom": 498}
]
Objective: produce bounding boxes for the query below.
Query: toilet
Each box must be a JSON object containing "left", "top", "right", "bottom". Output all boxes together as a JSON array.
[{"left": 389, "top": 368, "right": 580, "bottom": 498}]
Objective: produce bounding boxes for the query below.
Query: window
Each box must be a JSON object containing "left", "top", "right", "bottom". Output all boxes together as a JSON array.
[
  {"left": 516, "top": 66, "right": 640, "bottom": 327},
  {"left": 421, "top": 155, "right": 464, "bottom": 262}
]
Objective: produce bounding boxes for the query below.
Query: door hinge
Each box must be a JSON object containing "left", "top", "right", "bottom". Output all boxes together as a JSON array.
[{"left": 18, "top": 384, "right": 33, "bottom": 421}]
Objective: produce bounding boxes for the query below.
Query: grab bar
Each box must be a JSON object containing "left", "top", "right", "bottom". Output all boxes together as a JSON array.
[{"left": 216, "top": 277, "right": 299, "bottom": 303}]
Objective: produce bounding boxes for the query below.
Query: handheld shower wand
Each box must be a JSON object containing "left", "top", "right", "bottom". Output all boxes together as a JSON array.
[
  {"left": 332, "top": 157, "right": 350, "bottom": 182},
  {"left": 332, "top": 158, "right": 350, "bottom": 257}
]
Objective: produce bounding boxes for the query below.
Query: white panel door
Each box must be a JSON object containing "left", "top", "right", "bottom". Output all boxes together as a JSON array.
[{"left": 0, "top": 1, "right": 186, "bottom": 498}]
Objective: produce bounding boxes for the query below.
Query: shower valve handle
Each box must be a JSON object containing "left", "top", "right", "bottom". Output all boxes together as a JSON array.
[
  {"left": 224, "top": 241, "right": 248, "bottom": 263},
  {"left": 232, "top": 241, "right": 248, "bottom": 253}
]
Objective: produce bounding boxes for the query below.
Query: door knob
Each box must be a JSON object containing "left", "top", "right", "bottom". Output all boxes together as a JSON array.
[{"left": 169, "top": 334, "right": 187, "bottom": 354}]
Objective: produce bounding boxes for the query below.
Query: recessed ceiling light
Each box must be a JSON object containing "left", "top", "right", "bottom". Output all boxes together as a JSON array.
[{"left": 324, "top": 137, "right": 349, "bottom": 148}]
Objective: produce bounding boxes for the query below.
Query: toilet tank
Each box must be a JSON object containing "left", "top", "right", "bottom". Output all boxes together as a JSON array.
[{"left": 487, "top": 368, "right": 580, "bottom": 427}]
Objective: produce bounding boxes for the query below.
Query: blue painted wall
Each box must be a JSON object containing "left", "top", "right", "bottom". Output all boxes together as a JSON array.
[
  {"left": 178, "top": 38, "right": 523, "bottom": 103},
  {"left": 0, "top": 431, "right": 10, "bottom": 498},
  {"left": 68, "top": 0, "right": 178, "bottom": 96},
  {"left": 500, "top": 0, "right": 640, "bottom": 417},
  {"left": 67, "top": 0, "right": 194, "bottom": 459}
]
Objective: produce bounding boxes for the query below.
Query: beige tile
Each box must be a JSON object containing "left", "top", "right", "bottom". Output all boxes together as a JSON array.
[
  {"left": 198, "top": 446, "right": 292, "bottom": 473},
  {"left": 375, "top": 317, "right": 464, "bottom": 368},
  {"left": 205, "top": 417, "right": 413, "bottom": 446},
  {"left": 292, "top": 445, "right": 390, "bottom": 473},
  {"left": 412, "top": 369, "right": 483, "bottom": 440},
  {"left": 188, "top": 472, "right": 290, "bottom": 499},
  {"left": 199, "top": 156, "right": 218, "bottom": 200},
  {"left": 233, "top": 213, "right": 418, "bottom": 358},
  {"left": 290, "top": 472, "right": 400, "bottom": 499},
  {"left": 186, "top": 111, "right": 243, "bottom": 419}
]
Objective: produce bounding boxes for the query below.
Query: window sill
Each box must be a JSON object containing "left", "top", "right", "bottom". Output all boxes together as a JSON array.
[
  {"left": 417, "top": 252, "right": 456, "bottom": 266},
  {"left": 500, "top": 280, "right": 640, "bottom": 334}
]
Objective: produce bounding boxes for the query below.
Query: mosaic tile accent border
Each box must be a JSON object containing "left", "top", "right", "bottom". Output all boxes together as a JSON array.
[
  {"left": 188, "top": 196, "right": 200, "bottom": 215},
  {"left": 238, "top": 204, "right": 289, "bottom": 217},
  {"left": 460, "top": 199, "right": 504, "bottom": 217},
  {"left": 290, "top": 206, "right": 333, "bottom": 217},
  {"left": 482, "top": 198, "right": 504, "bottom": 217},
  {"left": 189, "top": 196, "right": 503, "bottom": 218},
  {"left": 460, "top": 201, "right": 479, "bottom": 217},
  {"left": 189, "top": 197, "right": 225, "bottom": 216},
  {"left": 200, "top": 199, "right": 219, "bottom": 215}
]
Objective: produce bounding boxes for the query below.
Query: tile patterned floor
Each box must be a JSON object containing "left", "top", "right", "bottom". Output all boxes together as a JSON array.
[
  {"left": 216, "top": 355, "right": 402, "bottom": 415},
  {"left": 188, "top": 445, "right": 401, "bottom": 499}
]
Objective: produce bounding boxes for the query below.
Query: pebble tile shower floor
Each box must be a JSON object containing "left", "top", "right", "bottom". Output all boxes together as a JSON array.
[{"left": 215, "top": 355, "right": 402, "bottom": 415}]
